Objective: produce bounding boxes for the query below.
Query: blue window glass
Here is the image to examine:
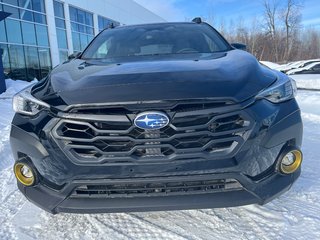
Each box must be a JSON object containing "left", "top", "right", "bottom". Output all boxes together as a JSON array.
[
  {"left": 3, "top": 5, "right": 20, "bottom": 19},
  {"left": 32, "top": 0, "right": 45, "bottom": 13},
  {"left": 71, "top": 22, "right": 78, "bottom": 31},
  {"left": 33, "top": 12, "right": 46, "bottom": 24},
  {"left": 21, "top": 22, "right": 36, "bottom": 45},
  {"left": 57, "top": 28, "right": 67, "bottom": 49},
  {"left": 53, "top": 1, "right": 64, "bottom": 18},
  {"left": 38, "top": 47, "right": 51, "bottom": 78},
  {"left": 80, "top": 33, "right": 88, "bottom": 50},
  {"left": 24, "top": 46, "right": 40, "bottom": 80},
  {"left": 0, "top": 44, "right": 10, "bottom": 76},
  {"left": 20, "top": 9, "right": 33, "bottom": 21},
  {"left": 78, "top": 23, "right": 85, "bottom": 33},
  {"left": 59, "top": 49, "right": 68, "bottom": 63},
  {"left": 69, "top": 6, "right": 77, "bottom": 22},
  {"left": 3, "top": 0, "right": 18, "bottom": 6},
  {"left": 0, "top": 20, "right": 7, "bottom": 42},
  {"left": 98, "top": 16, "right": 120, "bottom": 31},
  {"left": 35, "top": 24, "right": 48, "bottom": 46},
  {"left": 86, "top": 26, "right": 93, "bottom": 35},
  {"left": 8, "top": 44, "right": 27, "bottom": 80},
  {"left": 19, "top": 0, "right": 32, "bottom": 9},
  {"left": 77, "top": 9, "right": 85, "bottom": 24},
  {"left": 72, "top": 32, "right": 80, "bottom": 51},
  {"left": 55, "top": 18, "right": 65, "bottom": 29},
  {"left": 5, "top": 19, "right": 22, "bottom": 43},
  {"left": 85, "top": 12, "right": 92, "bottom": 26}
]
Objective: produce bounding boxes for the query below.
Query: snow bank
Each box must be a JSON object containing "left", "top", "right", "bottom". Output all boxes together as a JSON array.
[
  {"left": 0, "top": 79, "right": 35, "bottom": 171},
  {"left": 260, "top": 61, "right": 281, "bottom": 69},
  {"left": 290, "top": 75, "right": 320, "bottom": 91},
  {"left": 0, "top": 79, "right": 36, "bottom": 99}
]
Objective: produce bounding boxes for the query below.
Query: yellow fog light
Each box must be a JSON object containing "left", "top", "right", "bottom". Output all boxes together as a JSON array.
[
  {"left": 14, "top": 163, "right": 35, "bottom": 186},
  {"left": 280, "top": 150, "right": 302, "bottom": 174}
]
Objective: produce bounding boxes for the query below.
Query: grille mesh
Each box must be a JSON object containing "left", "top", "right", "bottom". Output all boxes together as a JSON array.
[
  {"left": 71, "top": 178, "right": 242, "bottom": 198},
  {"left": 52, "top": 101, "right": 252, "bottom": 163}
]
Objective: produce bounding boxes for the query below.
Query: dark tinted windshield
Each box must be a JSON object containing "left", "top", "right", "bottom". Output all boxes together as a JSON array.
[{"left": 82, "top": 23, "right": 231, "bottom": 59}]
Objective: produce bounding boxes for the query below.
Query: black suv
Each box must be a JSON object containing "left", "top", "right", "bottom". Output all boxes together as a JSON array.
[{"left": 11, "top": 20, "right": 303, "bottom": 214}]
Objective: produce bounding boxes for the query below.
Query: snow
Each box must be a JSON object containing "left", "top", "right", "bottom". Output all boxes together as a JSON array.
[
  {"left": 1, "top": 79, "right": 320, "bottom": 239},
  {"left": 260, "top": 61, "right": 281, "bottom": 69},
  {"left": 260, "top": 60, "right": 320, "bottom": 90},
  {"left": 290, "top": 74, "right": 320, "bottom": 90}
]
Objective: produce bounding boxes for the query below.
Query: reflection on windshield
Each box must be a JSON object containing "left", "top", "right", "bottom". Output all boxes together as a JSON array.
[{"left": 82, "top": 24, "right": 230, "bottom": 59}]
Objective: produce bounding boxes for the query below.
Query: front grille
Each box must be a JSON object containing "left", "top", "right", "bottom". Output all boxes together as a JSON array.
[
  {"left": 52, "top": 100, "right": 253, "bottom": 164},
  {"left": 70, "top": 178, "right": 242, "bottom": 198}
]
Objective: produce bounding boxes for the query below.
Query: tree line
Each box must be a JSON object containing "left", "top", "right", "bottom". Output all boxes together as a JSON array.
[{"left": 204, "top": 0, "right": 320, "bottom": 63}]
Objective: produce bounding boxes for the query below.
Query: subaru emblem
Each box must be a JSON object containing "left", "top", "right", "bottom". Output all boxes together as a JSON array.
[{"left": 134, "top": 112, "right": 170, "bottom": 130}]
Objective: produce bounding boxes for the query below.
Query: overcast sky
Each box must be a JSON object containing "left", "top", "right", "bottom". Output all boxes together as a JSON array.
[{"left": 135, "top": 0, "right": 320, "bottom": 28}]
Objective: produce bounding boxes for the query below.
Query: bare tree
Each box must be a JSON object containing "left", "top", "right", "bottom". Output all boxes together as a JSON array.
[
  {"left": 262, "top": 0, "right": 280, "bottom": 61},
  {"left": 280, "top": 0, "right": 303, "bottom": 61}
]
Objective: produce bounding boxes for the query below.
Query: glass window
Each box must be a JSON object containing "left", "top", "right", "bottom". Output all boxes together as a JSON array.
[
  {"left": 31, "top": 0, "right": 44, "bottom": 13},
  {"left": 77, "top": 9, "right": 85, "bottom": 24},
  {"left": 59, "top": 49, "right": 68, "bottom": 63},
  {"left": 0, "top": 21, "right": 7, "bottom": 42},
  {"left": 71, "top": 22, "right": 78, "bottom": 31},
  {"left": 87, "top": 35, "right": 93, "bottom": 43},
  {"left": 53, "top": 1, "right": 64, "bottom": 18},
  {"left": 24, "top": 46, "right": 40, "bottom": 80},
  {"left": 57, "top": 28, "right": 67, "bottom": 49},
  {"left": 69, "top": 6, "right": 77, "bottom": 22},
  {"left": 72, "top": 32, "right": 80, "bottom": 52},
  {"left": 19, "top": 0, "right": 32, "bottom": 9},
  {"left": 33, "top": 12, "right": 46, "bottom": 24},
  {"left": 78, "top": 23, "right": 85, "bottom": 33},
  {"left": 80, "top": 34, "right": 88, "bottom": 50},
  {"left": 85, "top": 12, "right": 92, "bottom": 26},
  {"left": 5, "top": 19, "right": 22, "bottom": 43},
  {"left": 38, "top": 47, "right": 51, "bottom": 78},
  {"left": 2, "top": 0, "right": 18, "bottom": 6},
  {"left": 0, "top": 44, "right": 11, "bottom": 77},
  {"left": 98, "top": 16, "right": 120, "bottom": 32},
  {"left": 55, "top": 18, "right": 65, "bottom": 29},
  {"left": 86, "top": 26, "right": 93, "bottom": 35},
  {"left": 35, "top": 24, "right": 49, "bottom": 46},
  {"left": 3, "top": 5, "right": 20, "bottom": 19},
  {"left": 20, "top": 9, "right": 33, "bottom": 21},
  {"left": 21, "top": 22, "right": 36, "bottom": 45},
  {"left": 82, "top": 24, "right": 231, "bottom": 59},
  {"left": 8, "top": 44, "right": 27, "bottom": 80}
]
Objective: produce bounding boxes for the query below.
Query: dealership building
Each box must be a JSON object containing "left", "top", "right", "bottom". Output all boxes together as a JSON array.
[{"left": 0, "top": 0, "right": 164, "bottom": 81}]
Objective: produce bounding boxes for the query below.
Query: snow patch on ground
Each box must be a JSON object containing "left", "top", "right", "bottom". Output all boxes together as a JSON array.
[
  {"left": 290, "top": 75, "right": 320, "bottom": 91},
  {"left": 0, "top": 80, "right": 320, "bottom": 239}
]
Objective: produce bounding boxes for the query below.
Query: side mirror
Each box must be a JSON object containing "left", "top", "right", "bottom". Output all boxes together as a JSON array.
[
  {"left": 231, "top": 43, "right": 247, "bottom": 51},
  {"left": 68, "top": 52, "right": 82, "bottom": 60}
]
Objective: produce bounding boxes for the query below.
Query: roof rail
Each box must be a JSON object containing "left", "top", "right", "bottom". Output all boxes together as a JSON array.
[{"left": 192, "top": 17, "right": 202, "bottom": 24}]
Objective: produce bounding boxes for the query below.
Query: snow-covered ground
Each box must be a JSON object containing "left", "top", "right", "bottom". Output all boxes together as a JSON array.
[
  {"left": 1, "top": 80, "right": 320, "bottom": 240},
  {"left": 260, "top": 59, "right": 320, "bottom": 91}
]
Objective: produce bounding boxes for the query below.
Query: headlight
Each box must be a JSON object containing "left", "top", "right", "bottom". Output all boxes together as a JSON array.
[
  {"left": 13, "top": 85, "right": 50, "bottom": 116},
  {"left": 256, "top": 76, "right": 297, "bottom": 103}
]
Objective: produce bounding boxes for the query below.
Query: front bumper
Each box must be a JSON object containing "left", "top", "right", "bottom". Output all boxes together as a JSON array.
[
  {"left": 18, "top": 170, "right": 300, "bottom": 214},
  {"left": 10, "top": 98, "right": 303, "bottom": 214}
]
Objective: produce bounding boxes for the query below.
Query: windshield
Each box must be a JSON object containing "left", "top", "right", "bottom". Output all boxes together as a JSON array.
[{"left": 81, "top": 23, "right": 231, "bottom": 59}]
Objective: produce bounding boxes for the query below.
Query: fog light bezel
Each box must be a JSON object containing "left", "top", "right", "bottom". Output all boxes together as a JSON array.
[
  {"left": 14, "top": 162, "right": 36, "bottom": 186},
  {"left": 279, "top": 149, "right": 303, "bottom": 174}
]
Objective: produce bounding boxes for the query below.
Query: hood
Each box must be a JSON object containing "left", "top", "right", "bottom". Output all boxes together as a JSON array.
[{"left": 34, "top": 50, "right": 277, "bottom": 107}]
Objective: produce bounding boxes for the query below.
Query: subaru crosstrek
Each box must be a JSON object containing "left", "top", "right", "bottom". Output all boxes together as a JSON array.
[{"left": 11, "top": 19, "right": 303, "bottom": 214}]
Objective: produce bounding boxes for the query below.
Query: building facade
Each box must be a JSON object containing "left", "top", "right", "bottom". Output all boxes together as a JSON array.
[{"left": 0, "top": 0, "right": 164, "bottom": 81}]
